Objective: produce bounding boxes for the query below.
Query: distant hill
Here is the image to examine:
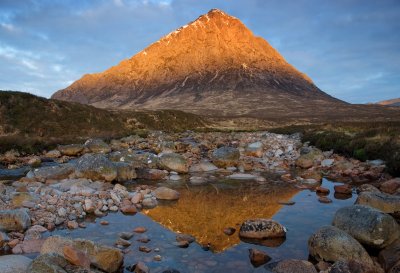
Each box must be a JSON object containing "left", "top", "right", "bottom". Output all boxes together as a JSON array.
[
  {"left": 376, "top": 98, "right": 400, "bottom": 107},
  {"left": 0, "top": 91, "right": 205, "bottom": 152}
]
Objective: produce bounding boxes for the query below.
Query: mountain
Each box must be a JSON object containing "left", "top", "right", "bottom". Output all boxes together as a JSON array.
[
  {"left": 52, "top": 9, "right": 346, "bottom": 118},
  {"left": 376, "top": 98, "right": 400, "bottom": 107}
]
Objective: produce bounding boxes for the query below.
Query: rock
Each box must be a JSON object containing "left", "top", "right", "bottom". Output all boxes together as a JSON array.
[
  {"left": 0, "top": 231, "right": 9, "bottom": 247},
  {"left": 153, "top": 255, "right": 162, "bottom": 261},
  {"left": 136, "top": 168, "right": 167, "bottom": 180},
  {"left": 169, "top": 174, "right": 181, "bottom": 181},
  {"left": 308, "top": 226, "right": 373, "bottom": 265},
  {"left": 189, "top": 161, "right": 218, "bottom": 172},
  {"left": 245, "top": 142, "right": 263, "bottom": 157},
  {"left": 223, "top": 227, "right": 236, "bottom": 236},
  {"left": 334, "top": 184, "right": 352, "bottom": 195},
  {"left": 75, "top": 154, "right": 117, "bottom": 182},
  {"left": 28, "top": 156, "right": 41, "bottom": 167},
  {"left": 296, "top": 149, "right": 323, "bottom": 169},
  {"left": 44, "top": 150, "right": 61, "bottom": 158},
  {"left": 67, "top": 221, "right": 78, "bottom": 229},
  {"left": 227, "top": 173, "right": 258, "bottom": 180},
  {"left": 133, "top": 261, "right": 149, "bottom": 273},
  {"left": 318, "top": 196, "right": 332, "bottom": 203},
  {"left": 41, "top": 236, "right": 123, "bottom": 273},
  {"left": 211, "top": 147, "right": 240, "bottom": 168},
  {"left": 26, "top": 164, "right": 74, "bottom": 182},
  {"left": 321, "top": 159, "right": 335, "bottom": 167},
  {"left": 116, "top": 238, "right": 131, "bottom": 247},
  {"left": 134, "top": 227, "right": 147, "bottom": 233},
  {"left": 159, "top": 153, "right": 189, "bottom": 173},
  {"left": 333, "top": 205, "right": 400, "bottom": 249},
  {"left": 0, "top": 255, "right": 32, "bottom": 273},
  {"left": 267, "top": 259, "right": 317, "bottom": 273},
  {"left": 137, "top": 236, "right": 150, "bottom": 243},
  {"left": 139, "top": 246, "right": 151, "bottom": 253},
  {"left": 24, "top": 225, "right": 47, "bottom": 240},
  {"left": 119, "top": 232, "right": 134, "bottom": 240},
  {"left": 29, "top": 253, "right": 83, "bottom": 273},
  {"left": 189, "top": 176, "right": 208, "bottom": 185},
  {"left": 239, "top": 219, "right": 286, "bottom": 240},
  {"left": 316, "top": 186, "right": 330, "bottom": 195},
  {"left": 83, "top": 199, "right": 95, "bottom": 213},
  {"left": 357, "top": 184, "right": 380, "bottom": 193},
  {"left": 11, "top": 192, "right": 37, "bottom": 208},
  {"left": 356, "top": 191, "right": 400, "bottom": 213},
  {"left": 248, "top": 248, "right": 271, "bottom": 267},
  {"left": 380, "top": 178, "right": 400, "bottom": 194},
  {"left": 114, "top": 162, "right": 137, "bottom": 182},
  {"left": 154, "top": 187, "right": 180, "bottom": 200},
  {"left": 142, "top": 198, "right": 158, "bottom": 208},
  {"left": 378, "top": 239, "right": 400, "bottom": 272},
  {"left": 12, "top": 239, "right": 44, "bottom": 254},
  {"left": 63, "top": 245, "right": 90, "bottom": 269},
  {"left": 58, "top": 144, "right": 84, "bottom": 156},
  {"left": 121, "top": 205, "right": 137, "bottom": 214},
  {"left": 0, "top": 209, "right": 31, "bottom": 231},
  {"left": 84, "top": 139, "right": 111, "bottom": 154},
  {"left": 327, "top": 260, "right": 383, "bottom": 273},
  {"left": 176, "top": 234, "right": 195, "bottom": 244},
  {"left": 315, "top": 261, "right": 330, "bottom": 271},
  {"left": 175, "top": 240, "right": 189, "bottom": 248}
]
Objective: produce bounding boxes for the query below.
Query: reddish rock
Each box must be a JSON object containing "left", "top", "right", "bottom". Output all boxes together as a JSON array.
[
  {"left": 67, "top": 221, "right": 78, "bottom": 229},
  {"left": 334, "top": 184, "right": 352, "bottom": 195},
  {"left": 379, "top": 239, "right": 400, "bottom": 272},
  {"left": 134, "top": 227, "right": 147, "bottom": 233},
  {"left": 63, "top": 245, "right": 91, "bottom": 269},
  {"left": 318, "top": 196, "right": 333, "bottom": 204},
  {"left": 120, "top": 205, "right": 137, "bottom": 214},
  {"left": 316, "top": 186, "right": 330, "bottom": 195},
  {"left": 249, "top": 248, "right": 271, "bottom": 267},
  {"left": 139, "top": 246, "right": 152, "bottom": 253},
  {"left": 11, "top": 239, "right": 44, "bottom": 254},
  {"left": 380, "top": 178, "right": 400, "bottom": 194},
  {"left": 223, "top": 227, "right": 236, "bottom": 236}
]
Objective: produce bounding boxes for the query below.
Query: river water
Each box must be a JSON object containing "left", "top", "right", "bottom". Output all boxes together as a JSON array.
[{"left": 49, "top": 177, "right": 356, "bottom": 273}]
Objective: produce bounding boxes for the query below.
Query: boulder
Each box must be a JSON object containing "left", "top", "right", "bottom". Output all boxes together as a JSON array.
[
  {"left": 239, "top": 219, "right": 286, "bottom": 240},
  {"left": 159, "top": 153, "right": 189, "bottom": 173},
  {"left": 308, "top": 226, "right": 373, "bottom": 265},
  {"left": 379, "top": 239, "right": 400, "bottom": 272},
  {"left": 245, "top": 142, "right": 263, "bottom": 157},
  {"left": 0, "top": 209, "right": 31, "bottom": 231},
  {"left": 356, "top": 191, "right": 400, "bottom": 213},
  {"left": 44, "top": 150, "right": 61, "bottom": 158},
  {"left": 154, "top": 187, "right": 180, "bottom": 200},
  {"left": 333, "top": 205, "right": 400, "bottom": 249},
  {"left": 75, "top": 154, "right": 117, "bottom": 182},
  {"left": 267, "top": 259, "right": 317, "bottom": 273},
  {"left": 41, "top": 236, "right": 123, "bottom": 273},
  {"left": 26, "top": 163, "right": 75, "bottom": 182},
  {"left": 189, "top": 161, "right": 218, "bottom": 172},
  {"left": 29, "top": 253, "right": 88, "bottom": 273},
  {"left": 327, "top": 260, "right": 383, "bottom": 273},
  {"left": 296, "top": 149, "right": 323, "bottom": 169},
  {"left": 136, "top": 168, "right": 166, "bottom": 180},
  {"left": 84, "top": 139, "right": 111, "bottom": 154},
  {"left": 63, "top": 245, "right": 91, "bottom": 269},
  {"left": 57, "top": 144, "right": 84, "bottom": 156},
  {"left": 109, "top": 151, "right": 159, "bottom": 169},
  {"left": 380, "top": 178, "right": 400, "bottom": 194},
  {"left": 248, "top": 248, "right": 271, "bottom": 267},
  {"left": 0, "top": 255, "right": 32, "bottom": 273},
  {"left": 321, "top": 159, "right": 335, "bottom": 167},
  {"left": 114, "top": 162, "right": 137, "bottom": 182},
  {"left": 211, "top": 147, "right": 240, "bottom": 168}
]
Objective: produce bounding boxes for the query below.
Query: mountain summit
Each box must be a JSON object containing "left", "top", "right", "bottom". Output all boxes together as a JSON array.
[{"left": 52, "top": 9, "right": 344, "bottom": 117}]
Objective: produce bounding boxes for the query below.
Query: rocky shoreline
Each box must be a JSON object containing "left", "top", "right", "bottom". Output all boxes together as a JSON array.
[{"left": 0, "top": 131, "right": 399, "bottom": 272}]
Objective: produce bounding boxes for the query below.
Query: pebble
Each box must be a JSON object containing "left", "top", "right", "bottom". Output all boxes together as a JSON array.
[{"left": 134, "top": 227, "right": 147, "bottom": 233}]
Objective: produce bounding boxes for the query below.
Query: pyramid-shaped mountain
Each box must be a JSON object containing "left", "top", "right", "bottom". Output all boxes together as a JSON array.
[{"left": 52, "top": 9, "right": 345, "bottom": 117}]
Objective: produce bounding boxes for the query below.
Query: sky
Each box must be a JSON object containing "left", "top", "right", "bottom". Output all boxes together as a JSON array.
[{"left": 0, "top": 0, "right": 399, "bottom": 103}]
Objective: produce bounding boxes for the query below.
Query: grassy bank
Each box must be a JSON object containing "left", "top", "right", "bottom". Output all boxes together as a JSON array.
[{"left": 271, "top": 121, "right": 400, "bottom": 176}]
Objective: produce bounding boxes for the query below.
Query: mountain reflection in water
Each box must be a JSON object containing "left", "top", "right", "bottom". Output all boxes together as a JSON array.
[{"left": 144, "top": 181, "right": 299, "bottom": 252}]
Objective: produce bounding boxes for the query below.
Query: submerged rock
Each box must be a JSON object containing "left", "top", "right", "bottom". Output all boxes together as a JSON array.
[
  {"left": 153, "top": 187, "right": 180, "bottom": 200},
  {"left": 308, "top": 226, "right": 373, "bottom": 265},
  {"left": 75, "top": 154, "right": 117, "bottom": 182},
  {"left": 211, "top": 147, "right": 240, "bottom": 168},
  {"left": 267, "top": 259, "right": 317, "bottom": 273},
  {"left": 333, "top": 205, "right": 400, "bottom": 249},
  {"left": 356, "top": 191, "right": 400, "bottom": 213},
  {"left": 239, "top": 219, "right": 286, "bottom": 240},
  {"left": 248, "top": 248, "right": 271, "bottom": 267}
]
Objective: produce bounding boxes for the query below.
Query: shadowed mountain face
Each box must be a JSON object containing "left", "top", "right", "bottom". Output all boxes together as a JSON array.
[{"left": 52, "top": 8, "right": 344, "bottom": 117}]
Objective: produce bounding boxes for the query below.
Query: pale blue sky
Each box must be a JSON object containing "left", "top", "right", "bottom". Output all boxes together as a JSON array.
[{"left": 0, "top": 0, "right": 399, "bottom": 103}]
